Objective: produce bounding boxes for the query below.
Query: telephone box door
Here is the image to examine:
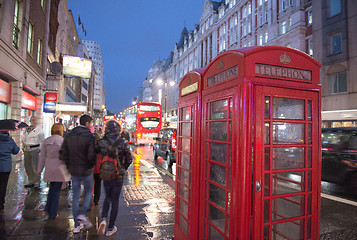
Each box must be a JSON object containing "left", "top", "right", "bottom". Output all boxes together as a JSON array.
[
  {"left": 253, "top": 86, "right": 320, "bottom": 240},
  {"left": 200, "top": 87, "right": 238, "bottom": 239}
]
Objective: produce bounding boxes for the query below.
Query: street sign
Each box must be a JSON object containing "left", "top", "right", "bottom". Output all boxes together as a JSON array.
[{"left": 43, "top": 102, "right": 56, "bottom": 113}]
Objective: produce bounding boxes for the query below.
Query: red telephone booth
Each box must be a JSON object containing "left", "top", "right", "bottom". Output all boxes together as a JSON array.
[
  {"left": 175, "top": 46, "right": 321, "bottom": 240},
  {"left": 175, "top": 68, "right": 205, "bottom": 240}
]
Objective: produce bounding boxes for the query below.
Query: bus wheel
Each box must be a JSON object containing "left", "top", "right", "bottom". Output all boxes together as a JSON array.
[{"left": 153, "top": 149, "right": 158, "bottom": 160}]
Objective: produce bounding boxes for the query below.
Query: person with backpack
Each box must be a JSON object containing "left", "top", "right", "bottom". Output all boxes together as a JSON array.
[
  {"left": 97, "top": 120, "right": 133, "bottom": 236},
  {"left": 59, "top": 115, "right": 97, "bottom": 234}
]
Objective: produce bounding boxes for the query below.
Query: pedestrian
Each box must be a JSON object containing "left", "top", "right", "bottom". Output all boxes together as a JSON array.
[
  {"left": 97, "top": 121, "right": 133, "bottom": 236},
  {"left": 120, "top": 127, "right": 130, "bottom": 142},
  {"left": 59, "top": 114, "right": 97, "bottom": 233},
  {"left": 93, "top": 128, "right": 103, "bottom": 205},
  {"left": 22, "top": 116, "right": 44, "bottom": 188},
  {"left": 37, "top": 124, "right": 70, "bottom": 219},
  {"left": 0, "top": 131, "right": 20, "bottom": 210}
]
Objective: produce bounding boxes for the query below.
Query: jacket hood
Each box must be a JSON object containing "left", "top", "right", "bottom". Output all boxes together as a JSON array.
[
  {"left": 105, "top": 120, "right": 121, "bottom": 137},
  {"left": 70, "top": 125, "right": 91, "bottom": 135},
  {"left": 0, "top": 132, "right": 10, "bottom": 142}
]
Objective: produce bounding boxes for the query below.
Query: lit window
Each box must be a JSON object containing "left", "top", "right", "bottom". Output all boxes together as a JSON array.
[
  {"left": 265, "top": 32, "right": 268, "bottom": 43},
  {"left": 248, "top": 3, "right": 251, "bottom": 14},
  {"left": 308, "top": 38, "right": 313, "bottom": 56},
  {"left": 281, "top": 21, "right": 287, "bottom": 34},
  {"left": 331, "top": 33, "right": 342, "bottom": 54},
  {"left": 258, "top": 34, "right": 263, "bottom": 45},
  {"left": 289, "top": 0, "right": 293, "bottom": 6},
  {"left": 329, "top": 0, "right": 341, "bottom": 17},
  {"left": 37, "top": 38, "right": 42, "bottom": 65},
  {"left": 330, "top": 72, "right": 347, "bottom": 94},
  {"left": 12, "top": 0, "right": 20, "bottom": 48},
  {"left": 27, "top": 23, "right": 34, "bottom": 54},
  {"left": 308, "top": 10, "right": 312, "bottom": 25},
  {"left": 258, "top": 0, "right": 262, "bottom": 6}
]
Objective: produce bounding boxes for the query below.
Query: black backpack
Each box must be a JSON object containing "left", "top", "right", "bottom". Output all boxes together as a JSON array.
[{"left": 99, "top": 138, "right": 125, "bottom": 181}]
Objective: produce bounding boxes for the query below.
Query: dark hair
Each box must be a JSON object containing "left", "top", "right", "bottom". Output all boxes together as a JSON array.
[{"left": 80, "top": 114, "right": 93, "bottom": 126}]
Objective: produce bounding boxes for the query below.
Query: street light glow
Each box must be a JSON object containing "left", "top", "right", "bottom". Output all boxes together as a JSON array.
[
  {"left": 157, "top": 79, "right": 163, "bottom": 85},
  {"left": 169, "top": 81, "right": 175, "bottom": 86}
]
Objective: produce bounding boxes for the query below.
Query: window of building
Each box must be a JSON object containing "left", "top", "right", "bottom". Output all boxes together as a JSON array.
[
  {"left": 289, "top": 0, "right": 293, "bottom": 6},
  {"left": 329, "top": 0, "right": 341, "bottom": 17},
  {"left": 37, "top": 38, "right": 42, "bottom": 65},
  {"left": 330, "top": 72, "right": 347, "bottom": 94},
  {"left": 265, "top": 32, "right": 268, "bottom": 43},
  {"left": 12, "top": 0, "right": 20, "bottom": 48},
  {"left": 258, "top": 0, "right": 262, "bottom": 6},
  {"left": 27, "top": 22, "right": 34, "bottom": 54},
  {"left": 259, "top": 14, "right": 263, "bottom": 25},
  {"left": 258, "top": 34, "right": 263, "bottom": 45},
  {"left": 282, "top": 0, "right": 287, "bottom": 10},
  {"left": 330, "top": 33, "right": 342, "bottom": 54},
  {"left": 308, "top": 38, "right": 313, "bottom": 56},
  {"left": 248, "top": 3, "right": 251, "bottom": 14},
  {"left": 265, "top": 10, "right": 268, "bottom": 22},
  {"left": 82, "top": 80, "right": 88, "bottom": 90},
  {"left": 281, "top": 21, "right": 287, "bottom": 34},
  {"left": 308, "top": 10, "right": 312, "bottom": 25}
]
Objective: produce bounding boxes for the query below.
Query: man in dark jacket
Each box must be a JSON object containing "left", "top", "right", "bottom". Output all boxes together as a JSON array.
[
  {"left": 59, "top": 115, "right": 96, "bottom": 233},
  {"left": 97, "top": 120, "right": 132, "bottom": 236},
  {"left": 120, "top": 127, "right": 130, "bottom": 142}
]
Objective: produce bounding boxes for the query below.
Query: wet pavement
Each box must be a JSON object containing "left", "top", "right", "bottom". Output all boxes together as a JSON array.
[
  {"left": 0, "top": 149, "right": 175, "bottom": 240},
  {"left": 2, "top": 145, "right": 357, "bottom": 239}
]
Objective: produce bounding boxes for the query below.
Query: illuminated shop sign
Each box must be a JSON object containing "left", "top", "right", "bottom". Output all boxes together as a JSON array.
[
  {"left": 21, "top": 91, "right": 37, "bottom": 111},
  {"left": 63, "top": 55, "right": 92, "bottom": 79},
  {"left": 0, "top": 79, "right": 11, "bottom": 103},
  {"left": 255, "top": 63, "right": 312, "bottom": 81},
  {"left": 43, "top": 102, "right": 56, "bottom": 113},
  {"left": 207, "top": 65, "right": 238, "bottom": 87}
]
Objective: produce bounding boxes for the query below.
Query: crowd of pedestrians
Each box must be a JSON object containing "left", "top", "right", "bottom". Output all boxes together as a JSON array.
[{"left": 0, "top": 114, "right": 133, "bottom": 237}]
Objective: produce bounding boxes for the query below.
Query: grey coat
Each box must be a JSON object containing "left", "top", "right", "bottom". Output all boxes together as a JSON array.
[{"left": 37, "top": 135, "right": 70, "bottom": 182}]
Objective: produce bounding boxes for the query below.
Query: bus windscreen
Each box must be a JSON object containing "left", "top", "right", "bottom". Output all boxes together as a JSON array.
[{"left": 140, "top": 117, "right": 160, "bottom": 129}]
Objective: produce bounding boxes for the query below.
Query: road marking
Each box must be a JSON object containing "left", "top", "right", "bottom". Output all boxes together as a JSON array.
[{"left": 321, "top": 193, "right": 357, "bottom": 207}]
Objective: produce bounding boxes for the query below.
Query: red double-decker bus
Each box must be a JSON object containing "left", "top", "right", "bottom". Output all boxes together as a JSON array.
[{"left": 122, "top": 102, "right": 162, "bottom": 145}]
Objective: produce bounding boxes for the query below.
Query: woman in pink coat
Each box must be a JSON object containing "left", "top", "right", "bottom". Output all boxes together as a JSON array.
[{"left": 37, "top": 124, "right": 70, "bottom": 219}]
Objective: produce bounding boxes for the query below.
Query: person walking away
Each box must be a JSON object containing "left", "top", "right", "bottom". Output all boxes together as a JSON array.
[
  {"left": 59, "top": 115, "right": 97, "bottom": 233},
  {"left": 0, "top": 131, "right": 20, "bottom": 210},
  {"left": 120, "top": 127, "right": 130, "bottom": 142},
  {"left": 37, "top": 124, "right": 70, "bottom": 219},
  {"left": 23, "top": 116, "right": 44, "bottom": 188},
  {"left": 93, "top": 128, "right": 103, "bottom": 205},
  {"left": 97, "top": 121, "right": 132, "bottom": 236}
]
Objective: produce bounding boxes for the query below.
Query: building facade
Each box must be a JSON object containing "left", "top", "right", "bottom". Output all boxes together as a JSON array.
[
  {"left": 143, "top": 0, "right": 313, "bottom": 127},
  {"left": 313, "top": 0, "right": 357, "bottom": 127},
  {"left": 0, "top": 0, "right": 49, "bottom": 147}
]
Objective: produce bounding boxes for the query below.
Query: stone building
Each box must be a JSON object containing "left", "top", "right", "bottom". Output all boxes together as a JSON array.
[
  {"left": 313, "top": 0, "right": 357, "bottom": 127},
  {"left": 142, "top": 0, "right": 313, "bottom": 127},
  {"left": 0, "top": 0, "right": 49, "bottom": 146}
]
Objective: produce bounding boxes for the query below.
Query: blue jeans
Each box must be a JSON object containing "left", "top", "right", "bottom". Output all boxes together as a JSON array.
[
  {"left": 71, "top": 174, "right": 93, "bottom": 227},
  {"left": 44, "top": 182, "right": 62, "bottom": 218},
  {"left": 102, "top": 177, "right": 124, "bottom": 229}
]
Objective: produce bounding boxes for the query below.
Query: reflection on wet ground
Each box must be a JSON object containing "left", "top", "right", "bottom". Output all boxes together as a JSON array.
[{"left": 1, "top": 148, "right": 175, "bottom": 239}]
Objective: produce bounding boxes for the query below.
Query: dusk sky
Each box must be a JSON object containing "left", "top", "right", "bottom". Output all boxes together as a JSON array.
[{"left": 67, "top": 0, "right": 206, "bottom": 113}]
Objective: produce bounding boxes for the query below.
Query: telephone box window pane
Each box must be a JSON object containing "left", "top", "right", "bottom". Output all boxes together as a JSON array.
[
  {"left": 265, "top": 96, "right": 270, "bottom": 119},
  {"left": 182, "top": 106, "right": 191, "bottom": 120},
  {"left": 308, "top": 124, "right": 312, "bottom": 144},
  {"left": 181, "top": 153, "right": 190, "bottom": 169},
  {"left": 264, "top": 173, "right": 270, "bottom": 196},
  {"left": 308, "top": 147, "right": 312, "bottom": 168},
  {"left": 210, "top": 163, "right": 227, "bottom": 187},
  {"left": 182, "top": 138, "right": 191, "bottom": 153},
  {"left": 308, "top": 171, "right": 312, "bottom": 191},
  {"left": 272, "top": 148, "right": 305, "bottom": 170},
  {"left": 265, "top": 123, "right": 270, "bottom": 144},
  {"left": 210, "top": 143, "right": 227, "bottom": 164},
  {"left": 264, "top": 226, "right": 270, "bottom": 239},
  {"left": 229, "top": 121, "right": 232, "bottom": 142},
  {"left": 265, "top": 148, "right": 270, "bottom": 171},
  {"left": 272, "top": 172, "right": 305, "bottom": 195},
  {"left": 179, "top": 215, "right": 188, "bottom": 234},
  {"left": 179, "top": 198, "right": 189, "bottom": 218},
  {"left": 180, "top": 183, "right": 189, "bottom": 201},
  {"left": 180, "top": 168, "right": 190, "bottom": 185},
  {"left": 208, "top": 224, "right": 225, "bottom": 240},
  {"left": 272, "top": 219, "right": 304, "bottom": 240},
  {"left": 307, "top": 100, "right": 312, "bottom": 120},
  {"left": 307, "top": 217, "right": 311, "bottom": 238},
  {"left": 182, "top": 122, "right": 191, "bottom": 136},
  {"left": 273, "top": 123, "right": 305, "bottom": 144},
  {"left": 229, "top": 145, "right": 232, "bottom": 166},
  {"left": 208, "top": 204, "right": 225, "bottom": 232},
  {"left": 229, "top": 99, "right": 233, "bottom": 119},
  {"left": 272, "top": 195, "right": 305, "bottom": 221},
  {"left": 264, "top": 200, "right": 270, "bottom": 223},
  {"left": 210, "top": 122, "right": 227, "bottom": 141},
  {"left": 307, "top": 194, "right": 312, "bottom": 215},
  {"left": 211, "top": 99, "right": 228, "bottom": 119},
  {"left": 209, "top": 183, "right": 226, "bottom": 210},
  {"left": 273, "top": 98, "right": 304, "bottom": 120}
]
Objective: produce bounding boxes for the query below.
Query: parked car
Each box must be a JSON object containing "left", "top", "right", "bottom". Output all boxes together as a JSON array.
[
  {"left": 153, "top": 128, "right": 177, "bottom": 167},
  {"left": 321, "top": 128, "right": 357, "bottom": 194}
]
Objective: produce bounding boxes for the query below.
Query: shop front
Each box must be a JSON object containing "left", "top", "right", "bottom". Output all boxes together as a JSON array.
[{"left": 0, "top": 79, "right": 11, "bottom": 120}]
